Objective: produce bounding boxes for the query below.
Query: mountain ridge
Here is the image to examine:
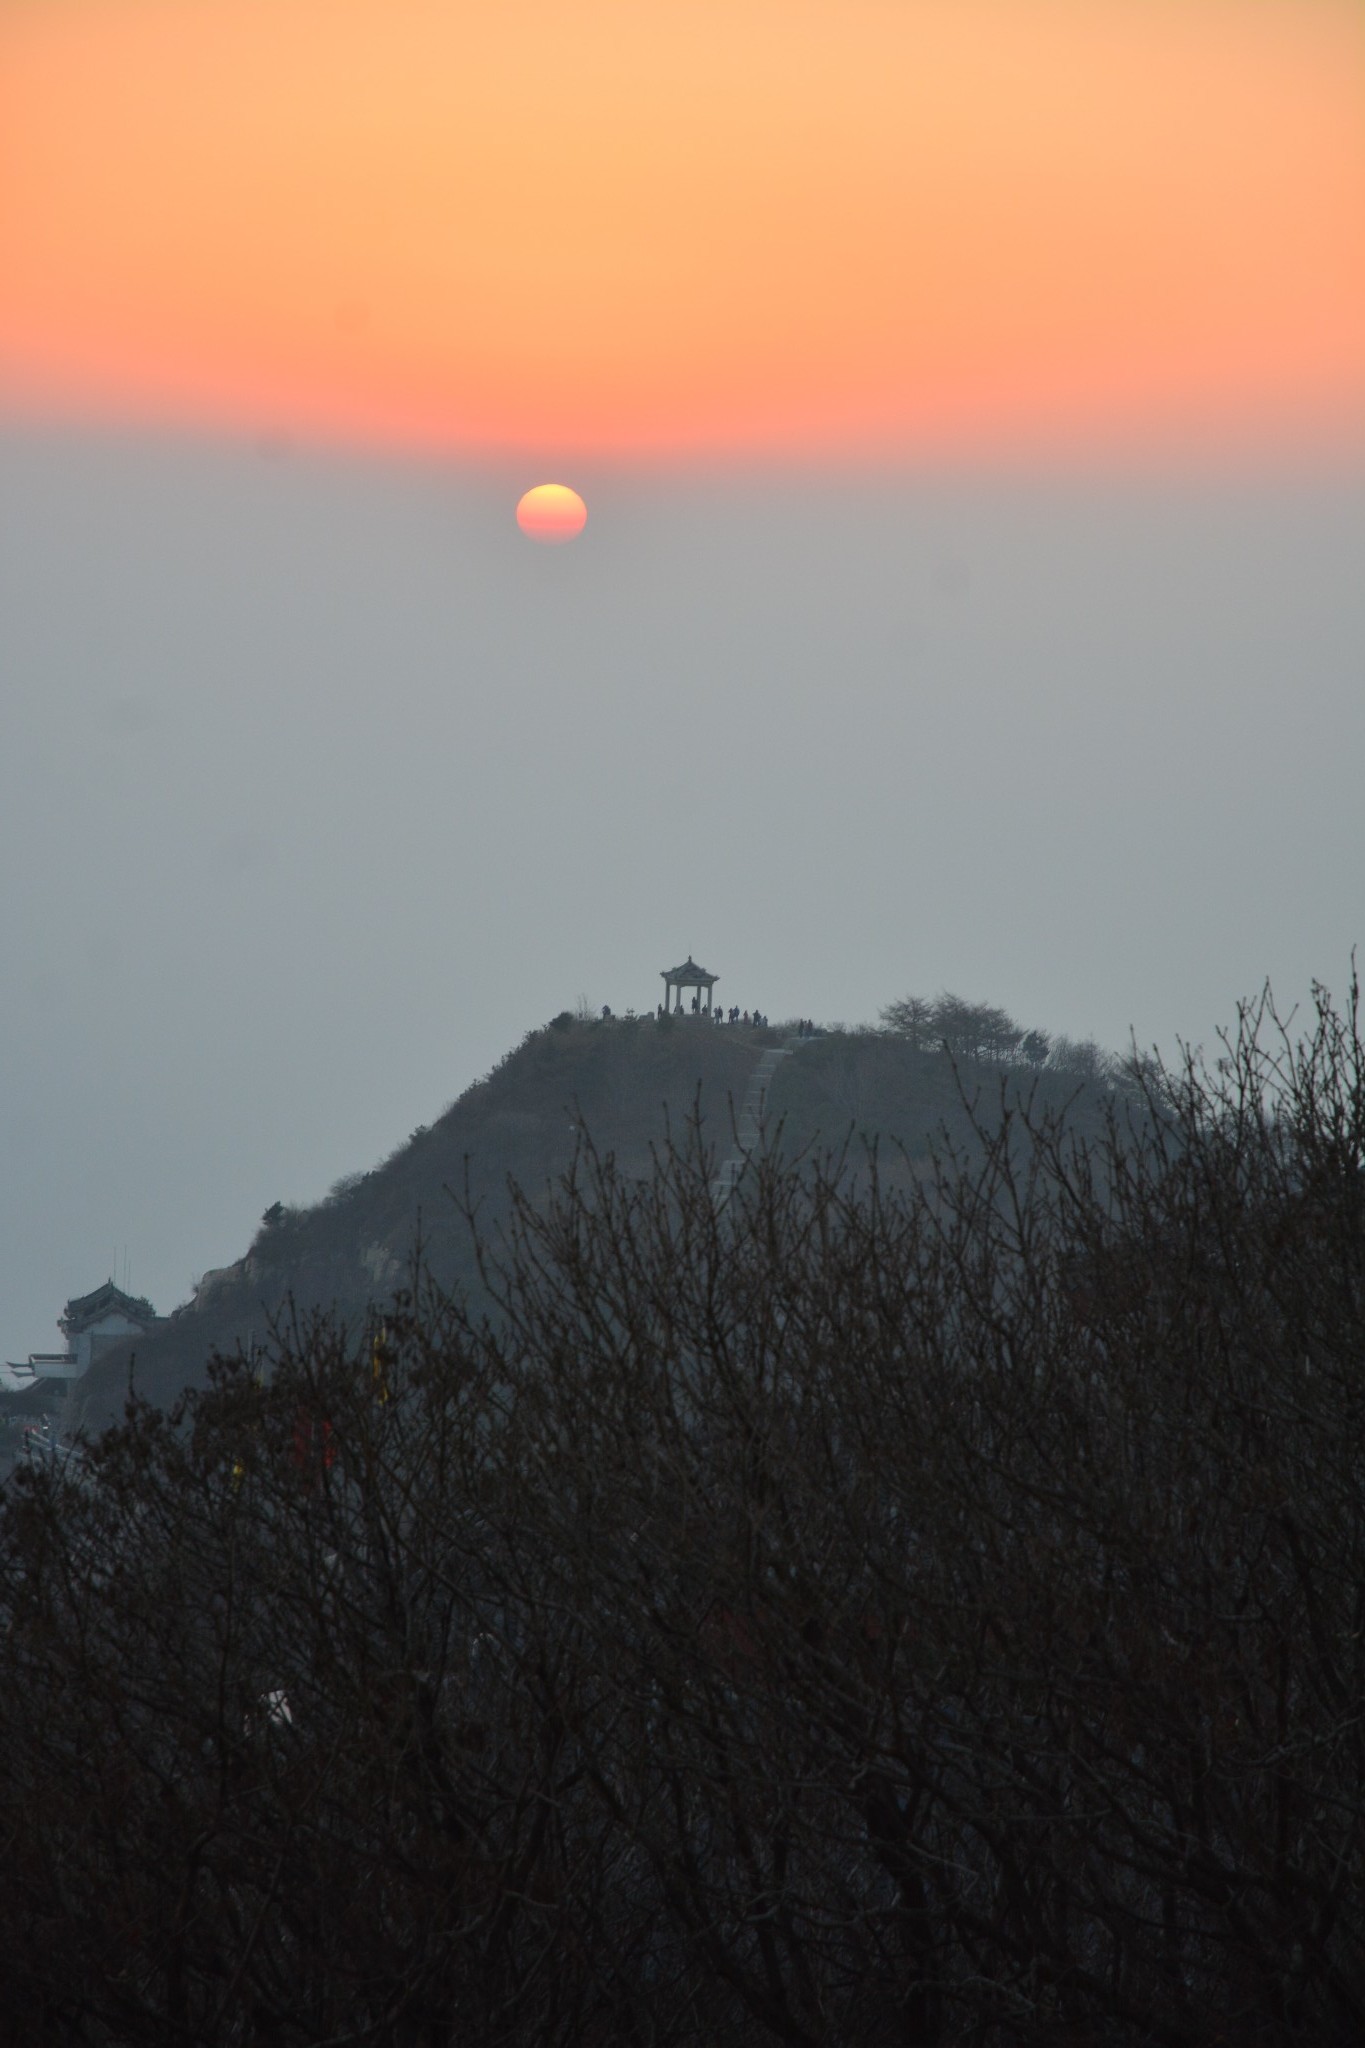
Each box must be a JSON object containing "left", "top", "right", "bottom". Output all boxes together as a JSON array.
[{"left": 71, "top": 1009, "right": 1127, "bottom": 1433}]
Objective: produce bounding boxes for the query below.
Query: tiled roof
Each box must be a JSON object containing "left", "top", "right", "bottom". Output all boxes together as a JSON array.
[
  {"left": 60, "top": 1281, "right": 159, "bottom": 1333},
  {"left": 661, "top": 957, "right": 717, "bottom": 984}
]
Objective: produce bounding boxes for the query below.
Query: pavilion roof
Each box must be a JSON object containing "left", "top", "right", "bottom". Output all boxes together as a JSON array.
[
  {"left": 59, "top": 1281, "right": 159, "bottom": 1334},
  {"left": 661, "top": 957, "right": 717, "bottom": 985}
]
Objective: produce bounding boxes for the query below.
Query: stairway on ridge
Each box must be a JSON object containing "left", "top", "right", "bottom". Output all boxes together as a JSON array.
[{"left": 710, "top": 1042, "right": 793, "bottom": 1208}]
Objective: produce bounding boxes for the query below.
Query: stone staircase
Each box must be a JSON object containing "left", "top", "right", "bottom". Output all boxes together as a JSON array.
[{"left": 710, "top": 1042, "right": 793, "bottom": 1208}]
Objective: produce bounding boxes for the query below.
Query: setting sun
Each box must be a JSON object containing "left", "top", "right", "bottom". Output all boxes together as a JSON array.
[{"left": 516, "top": 485, "right": 588, "bottom": 545}]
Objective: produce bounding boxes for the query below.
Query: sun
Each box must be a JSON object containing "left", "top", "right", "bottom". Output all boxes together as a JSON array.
[{"left": 516, "top": 484, "right": 588, "bottom": 545}]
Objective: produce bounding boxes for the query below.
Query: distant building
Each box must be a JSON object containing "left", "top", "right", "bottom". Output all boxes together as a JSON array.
[
  {"left": 661, "top": 955, "right": 719, "bottom": 1016},
  {"left": 2, "top": 1280, "right": 162, "bottom": 1411},
  {"left": 57, "top": 1280, "right": 161, "bottom": 1372}
]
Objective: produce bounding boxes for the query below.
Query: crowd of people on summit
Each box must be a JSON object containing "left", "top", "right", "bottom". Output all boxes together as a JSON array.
[
  {"left": 639, "top": 1000, "right": 821, "bottom": 1035},
  {"left": 678, "top": 998, "right": 767, "bottom": 1025},
  {"left": 598, "top": 985, "right": 820, "bottom": 1033}
]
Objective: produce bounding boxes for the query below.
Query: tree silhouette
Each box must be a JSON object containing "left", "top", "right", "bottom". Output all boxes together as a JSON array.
[{"left": 2, "top": 978, "right": 1363, "bottom": 2045}]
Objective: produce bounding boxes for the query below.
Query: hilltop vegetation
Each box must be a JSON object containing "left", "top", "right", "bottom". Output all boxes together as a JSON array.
[
  {"left": 75, "top": 998, "right": 1133, "bottom": 1429},
  {"left": 77, "top": 1012, "right": 759, "bottom": 1426},
  {"left": 5, "top": 980, "right": 1363, "bottom": 2044}
]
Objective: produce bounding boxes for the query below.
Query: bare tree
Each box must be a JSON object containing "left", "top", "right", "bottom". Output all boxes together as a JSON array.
[
  {"left": 2, "top": 976, "right": 1363, "bottom": 2044},
  {"left": 879, "top": 994, "right": 935, "bottom": 1049},
  {"left": 882, "top": 991, "right": 1031, "bottom": 1064},
  {"left": 1047, "top": 1029, "right": 1116, "bottom": 1081}
]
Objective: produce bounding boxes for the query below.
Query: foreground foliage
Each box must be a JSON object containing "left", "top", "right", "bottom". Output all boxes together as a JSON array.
[{"left": 2, "top": 985, "right": 1363, "bottom": 2046}]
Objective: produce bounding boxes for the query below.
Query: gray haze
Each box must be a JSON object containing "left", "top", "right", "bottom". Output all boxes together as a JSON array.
[{"left": 2, "top": 425, "right": 1362, "bottom": 1364}]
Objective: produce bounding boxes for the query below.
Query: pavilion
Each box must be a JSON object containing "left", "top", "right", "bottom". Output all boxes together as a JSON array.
[{"left": 661, "top": 956, "right": 718, "bottom": 1016}]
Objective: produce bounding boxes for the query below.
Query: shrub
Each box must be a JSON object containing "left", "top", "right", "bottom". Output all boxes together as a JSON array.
[{"left": 3, "top": 979, "right": 1362, "bottom": 2045}]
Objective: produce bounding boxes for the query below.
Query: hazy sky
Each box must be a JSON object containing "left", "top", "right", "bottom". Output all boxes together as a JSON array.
[
  {"left": 2, "top": 1, "right": 1363, "bottom": 1361},
  {"left": 3, "top": 431, "right": 1362, "bottom": 1360}
]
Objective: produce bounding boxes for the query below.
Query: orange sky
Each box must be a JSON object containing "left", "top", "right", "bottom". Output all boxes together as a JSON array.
[{"left": 2, "top": 0, "right": 1363, "bottom": 463}]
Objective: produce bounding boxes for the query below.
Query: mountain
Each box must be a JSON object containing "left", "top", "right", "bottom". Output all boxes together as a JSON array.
[{"left": 71, "top": 1012, "right": 1127, "bottom": 1433}]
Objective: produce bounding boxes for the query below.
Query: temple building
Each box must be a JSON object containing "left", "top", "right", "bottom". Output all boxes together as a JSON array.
[{"left": 1, "top": 1280, "right": 162, "bottom": 1412}]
